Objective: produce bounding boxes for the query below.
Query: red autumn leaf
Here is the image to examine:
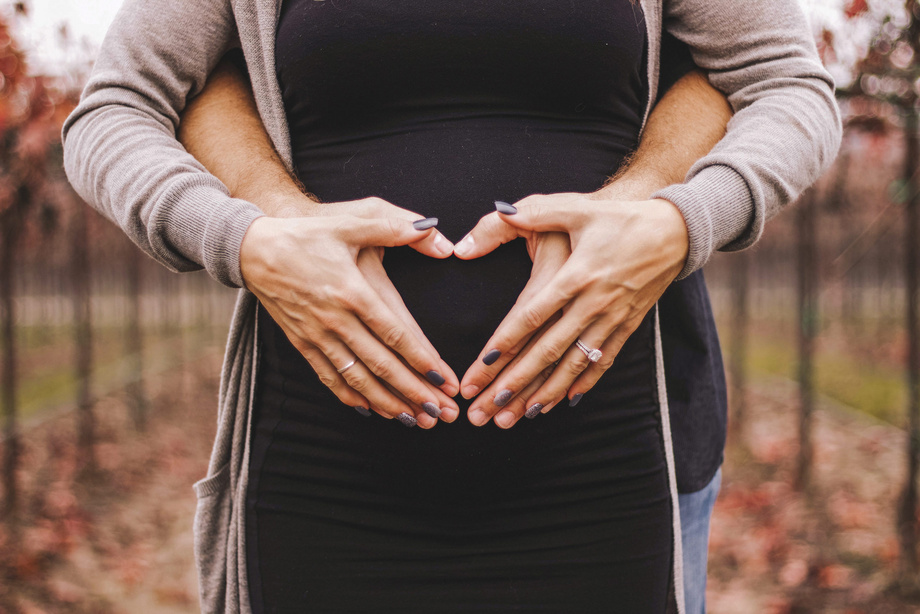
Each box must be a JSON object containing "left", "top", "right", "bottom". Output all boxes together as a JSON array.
[{"left": 845, "top": 0, "right": 869, "bottom": 19}]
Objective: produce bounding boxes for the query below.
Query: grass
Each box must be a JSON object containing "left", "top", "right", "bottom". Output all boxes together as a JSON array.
[
  {"left": 10, "top": 324, "right": 228, "bottom": 422},
  {"left": 720, "top": 323, "right": 907, "bottom": 426}
]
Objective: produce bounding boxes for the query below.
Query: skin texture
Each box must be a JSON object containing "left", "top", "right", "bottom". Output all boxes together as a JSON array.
[{"left": 177, "top": 58, "right": 732, "bottom": 429}]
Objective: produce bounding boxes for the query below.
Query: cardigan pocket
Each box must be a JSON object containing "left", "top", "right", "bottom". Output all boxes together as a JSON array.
[{"left": 192, "top": 463, "right": 232, "bottom": 614}]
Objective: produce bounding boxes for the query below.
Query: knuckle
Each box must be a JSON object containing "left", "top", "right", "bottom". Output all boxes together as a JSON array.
[
  {"left": 337, "top": 280, "right": 365, "bottom": 311},
  {"left": 380, "top": 325, "right": 407, "bottom": 349},
  {"left": 565, "top": 355, "right": 590, "bottom": 376},
  {"left": 386, "top": 216, "right": 403, "bottom": 237},
  {"left": 597, "top": 354, "right": 616, "bottom": 370},
  {"left": 537, "top": 342, "right": 564, "bottom": 366},
  {"left": 317, "top": 372, "right": 339, "bottom": 389},
  {"left": 341, "top": 369, "right": 369, "bottom": 391},
  {"left": 367, "top": 358, "right": 394, "bottom": 382},
  {"left": 522, "top": 305, "right": 545, "bottom": 330}
]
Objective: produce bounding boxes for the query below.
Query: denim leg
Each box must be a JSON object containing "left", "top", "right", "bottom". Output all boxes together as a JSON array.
[{"left": 678, "top": 466, "right": 722, "bottom": 614}]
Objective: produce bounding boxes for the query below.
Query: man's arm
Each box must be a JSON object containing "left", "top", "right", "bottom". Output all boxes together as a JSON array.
[
  {"left": 177, "top": 58, "right": 732, "bottom": 217},
  {"left": 656, "top": 0, "right": 842, "bottom": 277}
]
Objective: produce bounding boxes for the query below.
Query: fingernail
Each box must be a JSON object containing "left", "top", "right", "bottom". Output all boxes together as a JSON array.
[
  {"left": 461, "top": 384, "right": 480, "bottom": 399},
  {"left": 525, "top": 403, "right": 544, "bottom": 419},
  {"left": 354, "top": 406, "right": 371, "bottom": 417},
  {"left": 495, "top": 411, "right": 515, "bottom": 429},
  {"left": 468, "top": 408, "right": 488, "bottom": 426},
  {"left": 482, "top": 349, "right": 502, "bottom": 365},
  {"left": 397, "top": 412, "right": 417, "bottom": 427},
  {"left": 494, "top": 201, "right": 518, "bottom": 215},
  {"left": 413, "top": 217, "right": 439, "bottom": 231},
  {"left": 454, "top": 234, "right": 474, "bottom": 258},
  {"left": 426, "top": 370, "right": 446, "bottom": 386},
  {"left": 422, "top": 402, "right": 442, "bottom": 418},
  {"left": 569, "top": 393, "right": 584, "bottom": 407},
  {"left": 493, "top": 389, "right": 513, "bottom": 407}
]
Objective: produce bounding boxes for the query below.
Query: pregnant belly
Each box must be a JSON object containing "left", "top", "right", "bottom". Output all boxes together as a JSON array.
[
  {"left": 292, "top": 119, "right": 632, "bottom": 374},
  {"left": 382, "top": 241, "right": 531, "bottom": 373}
]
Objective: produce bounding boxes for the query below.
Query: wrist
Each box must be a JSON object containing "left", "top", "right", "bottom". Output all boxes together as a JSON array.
[
  {"left": 593, "top": 167, "right": 670, "bottom": 202},
  {"left": 647, "top": 198, "right": 690, "bottom": 272},
  {"left": 239, "top": 216, "right": 277, "bottom": 291}
]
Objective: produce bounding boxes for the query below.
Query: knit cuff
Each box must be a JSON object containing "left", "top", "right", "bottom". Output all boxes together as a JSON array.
[
  {"left": 651, "top": 165, "right": 753, "bottom": 280},
  {"left": 158, "top": 182, "right": 266, "bottom": 289}
]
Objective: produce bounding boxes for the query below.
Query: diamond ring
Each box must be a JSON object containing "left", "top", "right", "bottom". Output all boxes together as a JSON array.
[{"left": 574, "top": 339, "right": 603, "bottom": 363}]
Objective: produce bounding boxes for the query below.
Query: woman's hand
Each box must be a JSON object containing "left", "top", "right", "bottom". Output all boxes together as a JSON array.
[
  {"left": 240, "top": 196, "right": 461, "bottom": 428},
  {"left": 454, "top": 192, "right": 689, "bottom": 428}
]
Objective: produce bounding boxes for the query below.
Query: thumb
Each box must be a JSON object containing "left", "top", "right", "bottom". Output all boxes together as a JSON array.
[
  {"left": 494, "top": 197, "right": 588, "bottom": 234},
  {"left": 453, "top": 211, "right": 523, "bottom": 260},
  {"left": 340, "top": 215, "right": 439, "bottom": 249}
]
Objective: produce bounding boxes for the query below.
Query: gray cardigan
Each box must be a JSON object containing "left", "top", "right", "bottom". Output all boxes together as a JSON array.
[{"left": 62, "top": 1, "right": 841, "bottom": 612}]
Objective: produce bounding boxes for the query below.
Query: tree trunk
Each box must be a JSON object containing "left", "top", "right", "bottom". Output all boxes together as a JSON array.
[
  {"left": 0, "top": 208, "right": 21, "bottom": 519},
  {"left": 796, "top": 188, "right": 818, "bottom": 493},
  {"left": 125, "top": 243, "right": 148, "bottom": 431},
  {"left": 728, "top": 250, "right": 750, "bottom": 442},
  {"left": 899, "top": 106, "right": 920, "bottom": 577},
  {"left": 72, "top": 201, "right": 95, "bottom": 476}
]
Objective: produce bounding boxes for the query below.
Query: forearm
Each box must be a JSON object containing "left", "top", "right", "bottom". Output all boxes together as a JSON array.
[
  {"left": 657, "top": 0, "right": 842, "bottom": 278},
  {"left": 179, "top": 57, "right": 317, "bottom": 217},
  {"left": 598, "top": 70, "right": 732, "bottom": 202},
  {"left": 181, "top": 63, "right": 732, "bottom": 219},
  {"left": 62, "top": 0, "right": 263, "bottom": 289}
]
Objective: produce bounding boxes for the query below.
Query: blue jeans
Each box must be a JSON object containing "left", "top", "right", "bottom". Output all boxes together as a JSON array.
[{"left": 678, "top": 467, "right": 722, "bottom": 614}]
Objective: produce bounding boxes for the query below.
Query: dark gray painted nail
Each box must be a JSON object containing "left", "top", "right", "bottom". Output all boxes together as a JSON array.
[
  {"left": 422, "top": 402, "right": 442, "bottom": 419},
  {"left": 412, "top": 217, "right": 439, "bottom": 231},
  {"left": 426, "top": 370, "right": 446, "bottom": 386},
  {"left": 354, "top": 406, "right": 371, "bottom": 417},
  {"left": 397, "top": 412, "right": 418, "bottom": 427},
  {"left": 525, "top": 403, "right": 544, "bottom": 419},
  {"left": 569, "top": 393, "right": 584, "bottom": 407},
  {"left": 482, "top": 349, "right": 502, "bottom": 365},
  {"left": 494, "top": 201, "right": 518, "bottom": 215},
  {"left": 493, "top": 389, "right": 513, "bottom": 407}
]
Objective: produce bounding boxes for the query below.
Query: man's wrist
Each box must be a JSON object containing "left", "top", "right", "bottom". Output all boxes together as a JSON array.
[{"left": 593, "top": 167, "right": 671, "bottom": 202}]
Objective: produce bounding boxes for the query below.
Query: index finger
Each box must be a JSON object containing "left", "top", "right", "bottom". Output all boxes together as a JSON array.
[{"left": 468, "top": 258, "right": 583, "bottom": 380}]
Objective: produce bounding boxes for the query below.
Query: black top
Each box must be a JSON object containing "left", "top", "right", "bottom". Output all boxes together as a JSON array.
[
  {"left": 271, "top": 0, "right": 725, "bottom": 493},
  {"left": 245, "top": 1, "right": 698, "bottom": 611}
]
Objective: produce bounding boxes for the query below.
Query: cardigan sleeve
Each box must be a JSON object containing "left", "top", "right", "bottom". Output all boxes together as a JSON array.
[
  {"left": 651, "top": 0, "right": 842, "bottom": 279},
  {"left": 62, "top": 0, "right": 265, "bottom": 289}
]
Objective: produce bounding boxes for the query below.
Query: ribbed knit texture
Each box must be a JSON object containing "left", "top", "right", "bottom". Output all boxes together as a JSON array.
[{"left": 61, "top": 0, "right": 841, "bottom": 611}]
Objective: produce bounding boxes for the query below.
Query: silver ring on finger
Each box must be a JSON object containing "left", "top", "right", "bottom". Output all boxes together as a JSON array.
[
  {"left": 337, "top": 358, "right": 359, "bottom": 374},
  {"left": 574, "top": 339, "right": 603, "bottom": 363}
]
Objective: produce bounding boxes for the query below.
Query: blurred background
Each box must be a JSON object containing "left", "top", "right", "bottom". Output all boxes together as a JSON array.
[{"left": 0, "top": 0, "right": 918, "bottom": 612}]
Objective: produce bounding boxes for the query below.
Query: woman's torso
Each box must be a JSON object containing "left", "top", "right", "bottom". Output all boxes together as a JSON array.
[{"left": 247, "top": 2, "right": 672, "bottom": 611}]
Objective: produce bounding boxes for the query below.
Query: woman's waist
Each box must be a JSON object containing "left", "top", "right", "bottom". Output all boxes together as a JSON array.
[{"left": 291, "top": 120, "right": 635, "bottom": 242}]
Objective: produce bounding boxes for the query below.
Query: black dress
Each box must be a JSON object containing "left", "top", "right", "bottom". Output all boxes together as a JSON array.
[{"left": 247, "top": 1, "right": 678, "bottom": 611}]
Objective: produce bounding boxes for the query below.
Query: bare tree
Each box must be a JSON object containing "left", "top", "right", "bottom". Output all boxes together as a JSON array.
[
  {"left": 796, "top": 188, "right": 819, "bottom": 493},
  {"left": 728, "top": 249, "right": 750, "bottom": 442},
  {"left": 0, "top": 184, "right": 27, "bottom": 518},
  {"left": 71, "top": 197, "right": 96, "bottom": 476},
  {"left": 125, "top": 243, "right": 148, "bottom": 431}
]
